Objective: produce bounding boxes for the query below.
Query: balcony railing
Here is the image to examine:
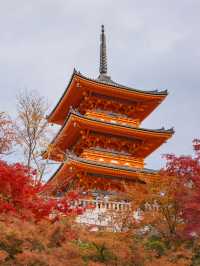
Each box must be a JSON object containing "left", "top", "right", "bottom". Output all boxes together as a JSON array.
[
  {"left": 72, "top": 199, "right": 131, "bottom": 211},
  {"left": 81, "top": 149, "right": 144, "bottom": 168},
  {"left": 85, "top": 110, "right": 140, "bottom": 127}
]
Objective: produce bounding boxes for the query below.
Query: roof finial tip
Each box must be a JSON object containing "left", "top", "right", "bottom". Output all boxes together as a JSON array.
[{"left": 99, "top": 24, "right": 108, "bottom": 76}]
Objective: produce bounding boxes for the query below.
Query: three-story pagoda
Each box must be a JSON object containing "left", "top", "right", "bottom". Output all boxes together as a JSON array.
[{"left": 44, "top": 25, "right": 174, "bottom": 195}]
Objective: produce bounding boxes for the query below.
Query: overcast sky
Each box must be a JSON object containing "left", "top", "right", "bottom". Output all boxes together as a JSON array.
[{"left": 0, "top": 0, "right": 200, "bottom": 171}]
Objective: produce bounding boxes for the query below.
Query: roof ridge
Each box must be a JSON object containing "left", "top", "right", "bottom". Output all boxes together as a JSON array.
[
  {"left": 70, "top": 108, "right": 175, "bottom": 134},
  {"left": 46, "top": 155, "right": 158, "bottom": 184},
  {"left": 45, "top": 109, "right": 174, "bottom": 153},
  {"left": 74, "top": 71, "right": 168, "bottom": 95}
]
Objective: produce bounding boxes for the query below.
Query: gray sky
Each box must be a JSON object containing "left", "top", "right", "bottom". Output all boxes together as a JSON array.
[{"left": 0, "top": 0, "right": 200, "bottom": 170}]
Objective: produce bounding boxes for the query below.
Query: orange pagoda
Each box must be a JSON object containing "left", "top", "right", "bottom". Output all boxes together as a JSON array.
[{"left": 44, "top": 25, "right": 174, "bottom": 196}]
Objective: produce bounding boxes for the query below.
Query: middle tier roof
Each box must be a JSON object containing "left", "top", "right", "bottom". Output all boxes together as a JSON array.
[{"left": 45, "top": 110, "right": 174, "bottom": 160}]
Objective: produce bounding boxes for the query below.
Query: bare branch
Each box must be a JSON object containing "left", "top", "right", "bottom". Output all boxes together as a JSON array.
[{"left": 15, "top": 89, "right": 53, "bottom": 183}]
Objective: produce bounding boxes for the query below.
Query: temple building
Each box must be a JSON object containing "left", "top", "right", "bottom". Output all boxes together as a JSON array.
[{"left": 44, "top": 25, "right": 174, "bottom": 200}]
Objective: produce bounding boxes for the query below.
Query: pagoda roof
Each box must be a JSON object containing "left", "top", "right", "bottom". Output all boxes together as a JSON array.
[
  {"left": 45, "top": 154, "right": 158, "bottom": 193},
  {"left": 74, "top": 70, "right": 167, "bottom": 95},
  {"left": 47, "top": 69, "right": 168, "bottom": 125},
  {"left": 45, "top": 110, "right": 174, "bottom": 160}
]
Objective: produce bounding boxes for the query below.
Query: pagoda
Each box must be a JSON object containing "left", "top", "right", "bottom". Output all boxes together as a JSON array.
[{"left": 44, "top": 25, "right": 174, "bottom": 196}]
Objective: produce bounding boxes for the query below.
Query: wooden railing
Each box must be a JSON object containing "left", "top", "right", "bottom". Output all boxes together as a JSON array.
[
  {"left": 72, "top": 199, "right": 131, "bottom": 211},
  {"left": 85, "top": 110, "right": 140, "bottom": 128},
  {"left": 81, "top": 149, "right": 144, "bottom": 168}
]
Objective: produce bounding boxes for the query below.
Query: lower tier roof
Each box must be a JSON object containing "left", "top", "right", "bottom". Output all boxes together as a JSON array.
[{"left": 44, "top": 154, "right": 159, "bottom": 194}]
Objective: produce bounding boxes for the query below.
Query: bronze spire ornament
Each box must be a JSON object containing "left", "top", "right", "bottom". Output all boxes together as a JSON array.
[
  {"left": 100, "top": 25, "right": 107, "bottom": 75},
  {"left": 98, "top": 25, "right": 111, "bottom": 81}
]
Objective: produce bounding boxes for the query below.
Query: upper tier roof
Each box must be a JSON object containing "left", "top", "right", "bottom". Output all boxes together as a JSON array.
[
  {"left": 75, "top": 69, "right": 168, "bottom": 95},
  {"left": 47, "top": 69, "right": 168, "bottom": 125}
]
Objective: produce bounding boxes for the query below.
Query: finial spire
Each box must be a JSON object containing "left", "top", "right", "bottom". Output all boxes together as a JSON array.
[{"left": 99, "top": 25, "right": 107, "bottom": 75}]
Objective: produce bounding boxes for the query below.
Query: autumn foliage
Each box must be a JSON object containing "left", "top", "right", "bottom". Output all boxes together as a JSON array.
[
  {"left": 0, "top": 128, "right": 200, "bottom": 265},
  {"left": 132, "top": 139, "right": 200, "bottom": 240},
  {"left": 0, "top": 160, "right": 83, "bottom": 222},
  {"left": 0, "top": 216, "right": 198, "bottom": 266},
  {"left": 164, "top": 139, "right": 200, "bottom": 237}
]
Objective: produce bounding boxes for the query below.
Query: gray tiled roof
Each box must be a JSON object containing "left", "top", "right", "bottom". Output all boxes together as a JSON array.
[
  {"left": 47, "top": 153, "right": 158, "bottom": 184},
  {"left": 49, "top": 109, "right": 174, "bottom": 146},
  {"left": 68, "top": 153, "right": 157, "bottom": 173},
  {"left": 74, "top": 69, "right": 168, "bottom": 95},
  {"left": 47, "top": 69, "right": 168, "bottom": 120}
]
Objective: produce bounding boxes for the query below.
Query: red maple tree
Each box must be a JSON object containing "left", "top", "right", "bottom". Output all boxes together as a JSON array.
[
  {"left": 128, "top": 139, "right": 200, "bottom": 240},
  {"left": 0, "top": 160, "right": 83, "bottom": 222},
  {"left": 164, "top": 139, "right": 200, "bottom": 237}
]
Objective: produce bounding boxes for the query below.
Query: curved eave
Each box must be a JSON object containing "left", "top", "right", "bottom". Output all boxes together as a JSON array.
[
  {"left": 47, "top": 70, "right": 168, "bottom": 125},
  {"left": 44, "top": 111, "right": 174, "bottom": 159},
  {"left": 45, "top": 156, "right": 159, "bottom": 192},
  {"left": 75, "top": 71, "right": 168, "bottom": 95}
]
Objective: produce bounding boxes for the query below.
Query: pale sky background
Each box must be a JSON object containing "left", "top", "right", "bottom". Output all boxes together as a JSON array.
[{"left": 0, "top": 0, "right": 200, "bottom": 174}]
